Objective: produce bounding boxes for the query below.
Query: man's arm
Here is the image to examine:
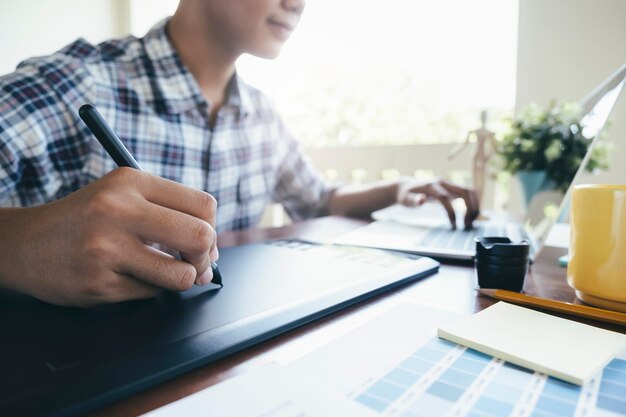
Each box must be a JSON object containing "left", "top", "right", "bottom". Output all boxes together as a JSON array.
[
  {"left": 0, "top": 168, "right": 219, "bottom": 307},
  {"left": 328, "top": 178, "right": 480, "bottom": 230},
  {"left": 327, "top": 180, "right": 399, "bottom": 218},
  {"left": 265, "top": 104, "right": 478, "bottom": 229}
]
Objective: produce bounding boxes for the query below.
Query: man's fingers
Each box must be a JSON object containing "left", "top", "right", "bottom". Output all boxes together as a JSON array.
[
  {"left": 400, "top": 192, "right": 427, "bottom": 207},
  {"left": 423, "top": 183, "right": 456, "bottom": 229},
  {"left": 134, "top": 203, "right": 215, "bottom": 256},
  {"left": 132, "top": 203, "right": 216, "bottom": 282},
  {"left": 400, "top": 181, "right": 457, "bottom": 228},
  {"left": 117, "top": 243, "right": 198, "bottom": 292},
  {"left": 464, "top": 189, "right": 480, "bottom": 228},
  {"left": 439, "top": 180, "right": 480, "bottom": 228},
  {"left": 108, "top": 170, "right": 218, "bottom": 286},
  {"left": 147, "top": 179, "right": 216, "bottom": 227},
  {"left": 181, "top": 247, "right": 213, "bottom": 285},
  {"left": 120, "top": 169, "right": 217, "bottom": 227},
  {"left": 108, "top": 274, "right": 163, "bottom": 303},
  {"left": 81, "top": 271, "right": 162, "bottom": 306},
  {"left": 132, "top": 203, "right": 216, "bottom": 283},
  {"left": 434, "top": 194, "right": 456, "bottom": 229}
]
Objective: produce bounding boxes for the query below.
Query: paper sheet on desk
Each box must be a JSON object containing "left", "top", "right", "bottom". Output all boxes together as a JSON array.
[
  {"left": 144, "top": 302, "right": 626, "bottom": 417},
  {"left": 141, "top": 365, "right": 370, "bottom": 417}
]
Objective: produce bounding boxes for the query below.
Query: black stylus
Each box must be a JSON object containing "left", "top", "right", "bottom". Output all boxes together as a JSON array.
[{"left": 78, "top": 103, "right": 223, "bottom": 287}]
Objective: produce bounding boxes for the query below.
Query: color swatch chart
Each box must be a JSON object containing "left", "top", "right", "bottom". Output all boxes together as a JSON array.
[{"left": 354, "top": 337, "right": 626, "bottom": 417}]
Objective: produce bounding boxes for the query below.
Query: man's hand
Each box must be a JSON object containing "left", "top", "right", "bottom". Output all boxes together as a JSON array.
[
  {"left": 397, "top": 178, "right": 480, "bottom": 230},
  {"left": 0, "top": 168, "right": 218, "bottom": 307}
]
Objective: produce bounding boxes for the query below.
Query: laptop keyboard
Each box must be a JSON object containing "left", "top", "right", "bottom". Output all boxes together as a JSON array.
[{"left": 418, "top": 224, "right": 508, "bottom": 251}]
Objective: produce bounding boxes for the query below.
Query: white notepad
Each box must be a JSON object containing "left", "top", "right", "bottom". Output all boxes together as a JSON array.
[{"left": 437, "top": 302, "right": 626, "bottom": 385}]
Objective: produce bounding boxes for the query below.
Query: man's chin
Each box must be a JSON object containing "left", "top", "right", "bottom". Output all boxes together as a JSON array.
[{"left": 249, "top": 43, "right": 284, "bottom": 60}]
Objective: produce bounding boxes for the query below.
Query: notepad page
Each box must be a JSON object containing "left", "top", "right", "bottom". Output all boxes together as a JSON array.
[{"left": 437, "top": 302, "right": 626, "bottom": 385}]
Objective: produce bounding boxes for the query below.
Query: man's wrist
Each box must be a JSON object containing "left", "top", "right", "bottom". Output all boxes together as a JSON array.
[{"left": 393, "top": 178, "right": 406, "bottom": 200}]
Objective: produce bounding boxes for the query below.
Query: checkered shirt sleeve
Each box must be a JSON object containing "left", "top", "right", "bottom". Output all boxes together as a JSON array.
[{"left": 271, "top": 116, "right": 334, "bottom": 221}]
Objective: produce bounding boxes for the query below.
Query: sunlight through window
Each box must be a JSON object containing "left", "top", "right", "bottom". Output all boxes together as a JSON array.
[{"left": 132, "top": 0, "right": 519, "bottom": 147}]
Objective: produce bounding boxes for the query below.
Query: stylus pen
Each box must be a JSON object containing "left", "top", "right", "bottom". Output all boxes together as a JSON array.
[{"left": 78, "top": 103, "right": 223, "bottom": 287}]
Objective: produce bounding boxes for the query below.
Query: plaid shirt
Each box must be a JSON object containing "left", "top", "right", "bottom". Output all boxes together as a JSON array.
[{"left": 0, "top": 19, "right": 332, "bottom": 232}]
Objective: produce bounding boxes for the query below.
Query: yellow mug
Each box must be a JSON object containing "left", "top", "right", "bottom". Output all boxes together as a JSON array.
[{"left": 568, "top": 184, "right": 626, "bottom": 312}]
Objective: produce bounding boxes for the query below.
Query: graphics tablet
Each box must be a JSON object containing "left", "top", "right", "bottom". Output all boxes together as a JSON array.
[{"left": 0, "top": 239, "right": 438, "bottom": 416}]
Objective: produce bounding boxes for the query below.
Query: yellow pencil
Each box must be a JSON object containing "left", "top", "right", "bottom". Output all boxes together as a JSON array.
[{"left": 477, "top": 289, "right": 626, "bottom": 327}]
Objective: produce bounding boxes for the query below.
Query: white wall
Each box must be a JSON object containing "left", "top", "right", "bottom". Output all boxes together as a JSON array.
[
  {"left": 0, "top": 0, "right": 132, "bottom": 76},
  {"left": 130, "top": 0, "right": 177, "bottom": 36},
  {"left": 516, "top": 0, "right": 626, "bottom": 185}
]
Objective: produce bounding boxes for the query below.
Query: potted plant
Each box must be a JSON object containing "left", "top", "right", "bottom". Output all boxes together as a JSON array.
[{"left": 497, "top": 101, "right": 610, "bottom": 206}]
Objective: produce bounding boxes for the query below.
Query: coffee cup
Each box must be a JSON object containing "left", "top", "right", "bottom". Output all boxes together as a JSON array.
[{"left": 567, "top": 184, "right": 626, "bottom": 312}]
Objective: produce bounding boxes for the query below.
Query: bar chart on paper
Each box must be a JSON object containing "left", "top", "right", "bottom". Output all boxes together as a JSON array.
[
  {"left": 284, "top": 303, "right": 626, "bottom": 417},
  {"left": 145, "top": 303, "right": 626, "bottom": 417},
  {"left": 352, "top": 337, "right": 626, "bottom": 417}
]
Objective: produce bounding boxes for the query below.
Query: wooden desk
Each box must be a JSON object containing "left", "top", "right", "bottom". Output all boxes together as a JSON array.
[{"left": 89, "top": 216, "right": 625, "bottom": 416}]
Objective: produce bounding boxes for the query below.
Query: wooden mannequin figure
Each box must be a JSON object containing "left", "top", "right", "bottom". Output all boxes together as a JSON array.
[{"left": 448, "top": 110, "right": 497, "bottom": 207}]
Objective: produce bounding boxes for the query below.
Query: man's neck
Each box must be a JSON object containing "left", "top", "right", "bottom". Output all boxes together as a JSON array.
[{"left": 168, "top": 9, "right": 238, "bottom": 110}]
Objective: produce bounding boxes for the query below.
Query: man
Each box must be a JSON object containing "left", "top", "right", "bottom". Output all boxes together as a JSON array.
[{"left": 0, "top": 0, "right": 478, "bottom": 307}]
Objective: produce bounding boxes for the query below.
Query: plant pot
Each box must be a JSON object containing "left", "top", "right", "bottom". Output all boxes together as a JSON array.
[{"left": 516, "top": 170, "right": 555, "bottom": 207}]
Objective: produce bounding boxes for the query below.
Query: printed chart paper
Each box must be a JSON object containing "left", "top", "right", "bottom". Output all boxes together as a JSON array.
[{"left": 144, "top": 303, "right": 626, "bottom": 417}]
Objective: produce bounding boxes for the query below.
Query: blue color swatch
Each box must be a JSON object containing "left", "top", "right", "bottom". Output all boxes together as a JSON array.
[{"left": 355, "top": 338, "right": 626, "bottom": 417}]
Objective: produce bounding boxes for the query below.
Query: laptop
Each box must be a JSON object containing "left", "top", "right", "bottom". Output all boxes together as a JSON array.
[
  {"left": 0, "top": 239, "right": 438, "bottom": 416},
  {"left": 333, "top": 64, "right": 626, "bottom": 261}
]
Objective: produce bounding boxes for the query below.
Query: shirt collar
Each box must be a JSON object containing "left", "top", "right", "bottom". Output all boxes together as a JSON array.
[
  {"left": 141, "top": 18, "right": 254, "bottom": 117},
  {"left": 224, "top": 74, "right": 254, "bottom": 117}
]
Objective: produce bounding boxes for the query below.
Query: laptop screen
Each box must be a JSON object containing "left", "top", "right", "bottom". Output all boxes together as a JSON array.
[{"left": 526, "top": 64, "right": 626, "bottom": 252}]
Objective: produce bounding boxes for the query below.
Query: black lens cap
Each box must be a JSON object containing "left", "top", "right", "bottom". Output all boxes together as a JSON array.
[
  {"left": 475, "top": 253, "right": 529, "bottom": 266},
  {"left": 475, "top": 237, "right": 530, "bottom": 257},
  {"left": 474, "top": 236, "right": 530, "bottom": 292}
]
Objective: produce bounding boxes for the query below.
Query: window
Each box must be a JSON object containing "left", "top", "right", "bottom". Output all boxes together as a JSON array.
[
  {"left": 238, "top": 0, "right": 519, "bottom": 147},
  {"left": 131, "top": 0, "right": 519, "bottom": 147}
]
